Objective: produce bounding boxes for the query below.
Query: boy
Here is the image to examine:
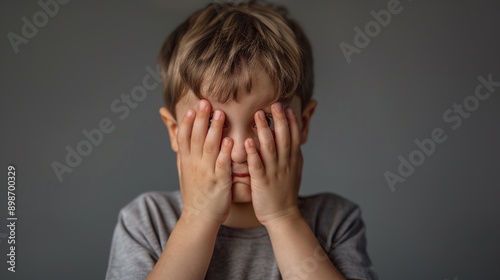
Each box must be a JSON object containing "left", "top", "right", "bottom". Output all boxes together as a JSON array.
[{"left": 105, "top": 1, "right": 378, "bottom": 279}]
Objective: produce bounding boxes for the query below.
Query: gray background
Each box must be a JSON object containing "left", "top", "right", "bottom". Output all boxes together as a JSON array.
[{"left": 1, "top": 0, "right": 499, "bottom": 279}]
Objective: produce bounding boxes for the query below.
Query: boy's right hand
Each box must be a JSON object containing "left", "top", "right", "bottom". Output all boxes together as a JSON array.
[{"left": 177, "top": 99, "right": 233, "bottom": 226}]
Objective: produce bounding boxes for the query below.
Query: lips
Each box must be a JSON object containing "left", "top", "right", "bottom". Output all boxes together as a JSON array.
[{"left": 232, "top": 173, "right": 249, "bottom": 177}]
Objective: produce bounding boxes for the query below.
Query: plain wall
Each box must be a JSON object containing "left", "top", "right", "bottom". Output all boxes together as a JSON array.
[{"left": 1, "top": 0, "right": 499, "bottom": 279}]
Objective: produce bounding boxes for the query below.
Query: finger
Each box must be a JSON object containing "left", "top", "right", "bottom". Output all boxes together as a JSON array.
[
  {"left": 177, "top": 109, "right": 196, "bottom": 156},
  {"left": 215, "top": 137, "right": 233, "bottom": 179},
  {"left": 203, "top": 110, "right": 225, "bottom": 164},
  {"left": 271, "top": 102, "right": 291, "bottom": 167},
  {"left": 286, "top": 107, "right": 301, "bottom": 165},
  {"left": 254, "top": 110, "right": 277, "bottom": 170},
  {"left": 191, "top": 99, "right": 211, "bottom": 158},
  {"left": 244, "top": 138, "right": 266, "bottom": 178}
]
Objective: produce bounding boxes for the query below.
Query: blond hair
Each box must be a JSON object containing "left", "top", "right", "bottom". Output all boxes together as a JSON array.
[{"left": 159, "top": 1, "right": 314, "bottom": 118}]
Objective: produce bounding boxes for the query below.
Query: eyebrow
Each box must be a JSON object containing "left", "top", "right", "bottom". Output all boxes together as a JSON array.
[
  {"left": 203, "top": 96, "right": 276, "bottom": 112},
  {"left": 209, "top": 103, "right": 275, "bottom": 113}
]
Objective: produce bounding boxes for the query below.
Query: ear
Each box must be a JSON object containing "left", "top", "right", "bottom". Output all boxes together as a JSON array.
[
  {"left": 159, "top": 107, "right": 179, "bottom": 153},
  {"left": 299, "top": 99, "right": 317, "bottom": 145}
]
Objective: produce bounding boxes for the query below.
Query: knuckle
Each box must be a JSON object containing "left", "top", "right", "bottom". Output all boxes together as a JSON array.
[
  {"left": 254, "top": 161, "right": 264, "bottom": 170},
  {"left": 177, "top": 129, "right": 187, "bottom": 141},
  {"left": 282, "top": 143, "right": 291, "bottom": 152},
  {"left": 281, "top": 129, "right": 290, "bottom": 139},
  {"left": 250, "top": 157, "right": 264, "bottom": 170},
  {"left": 215, "top": 158, "right": 227, "bottom": 170},
  {"left": 276, "top": 112, "right": 287, "bottom": 121},
  {"left": 191, "top": 134, "right": 204, "bottom": 145},
  {"left": 203, "top": 141, "right": 217, "bottom": 154},
  {"left": 264, "top": 141, "right": 276, "bottom": 152}
]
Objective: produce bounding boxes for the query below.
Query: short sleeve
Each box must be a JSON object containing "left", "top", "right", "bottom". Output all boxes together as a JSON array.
[
  {"left": 105, "top": 208, "right": 157, "bottom": 280},
  {"left": 327, "top": 206, "right": 378, "bottom": 280},
  {"left": 299, "top": 193, "right": 378, "bottom": 280},
  {"left": 105, "top": 191, "right": 182, "bottom": 280}
]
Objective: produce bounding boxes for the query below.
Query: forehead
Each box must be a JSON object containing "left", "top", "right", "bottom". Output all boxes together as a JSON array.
[
  {"left": 176, "top": 68, "right": 278, "bottom": 116},
  {"left": 182, "top": 87, "right": 275, "bottom": 113}
]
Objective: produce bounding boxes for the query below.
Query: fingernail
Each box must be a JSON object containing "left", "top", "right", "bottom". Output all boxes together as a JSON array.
[
  {"left": 286, "top": 108, "right": 294, "bottom": 117},
  {"left": 186, "top": 110, "right": 194, "bottom": 117},
  {"left": 273, "top": 103, "right": 283, "bottom": 112},
  {"left": 214, "top": 110, "right": 221, "bottom": 120},
  {"left": 246, "top": 139, "right": 254, "bottom": 148},
  {"left": 199, "top": 100, "right": 206, "bottom": 110},
  {"left": 258, "top": 111, "right": 265, "bottom": 120}
]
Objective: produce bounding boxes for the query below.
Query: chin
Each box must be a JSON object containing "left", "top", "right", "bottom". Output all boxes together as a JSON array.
[{"left": 231, "top": 182, "right": 252, "bottom": 203}]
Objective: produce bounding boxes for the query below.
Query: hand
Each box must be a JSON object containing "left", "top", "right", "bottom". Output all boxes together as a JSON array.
[
  {"left": 244, "top": 102, "right": 303, "bottom": 227},
  {"left": 177, "top": 99, "right": 233, "bottom": 226}
]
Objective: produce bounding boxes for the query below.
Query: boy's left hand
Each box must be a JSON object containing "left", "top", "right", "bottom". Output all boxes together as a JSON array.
[{"left": 245, "top": 102, "right": 303, "bottom": 227}]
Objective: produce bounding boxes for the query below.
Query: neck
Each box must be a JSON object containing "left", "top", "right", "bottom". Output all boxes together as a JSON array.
[{"left": 222, "top": 202, "right": 263, "bottom": 229}]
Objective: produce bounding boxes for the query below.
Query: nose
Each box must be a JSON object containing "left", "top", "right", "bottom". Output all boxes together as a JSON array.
[{"left": 226, "top": 129, "right": 257, "bottom": 164}]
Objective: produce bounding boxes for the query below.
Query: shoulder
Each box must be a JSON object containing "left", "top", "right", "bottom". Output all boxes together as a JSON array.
[
  {"left": 298, "top": 192, "right": 361, "bottom": 221},
  {"left": 121, "top": 190, "right": 182, "bottom": 212},
  {"left": 117, "top": 190, "right": 182, "bottom": 234},
  {"left": 106, "top": 191, "right": 182, "bottom": 278},
  {"left": 298, "top": 192, "right": 364, "bottom": 246}
]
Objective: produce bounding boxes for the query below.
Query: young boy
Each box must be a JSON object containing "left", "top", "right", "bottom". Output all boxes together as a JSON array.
[{"left": 105, "top": 1, "right": 378, "bottom": 279}]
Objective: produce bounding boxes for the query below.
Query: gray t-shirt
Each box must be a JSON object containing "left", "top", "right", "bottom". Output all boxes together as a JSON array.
[{"left": 105, "top": 191, "right": 378, "bottom": 280}]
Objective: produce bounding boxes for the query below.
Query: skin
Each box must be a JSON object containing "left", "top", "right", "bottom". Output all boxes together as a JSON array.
[{"left": 147, "top": 67, "right": 348, "bottom": 280}]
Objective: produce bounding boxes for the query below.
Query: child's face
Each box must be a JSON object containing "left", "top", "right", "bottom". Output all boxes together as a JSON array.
[{"left": 160, "top": 68, "right": 316, "bottom": 203}]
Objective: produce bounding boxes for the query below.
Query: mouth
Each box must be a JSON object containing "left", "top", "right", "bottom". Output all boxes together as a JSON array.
[{"left": 232, "top": 173, "right": 250, "bottom": 177}]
